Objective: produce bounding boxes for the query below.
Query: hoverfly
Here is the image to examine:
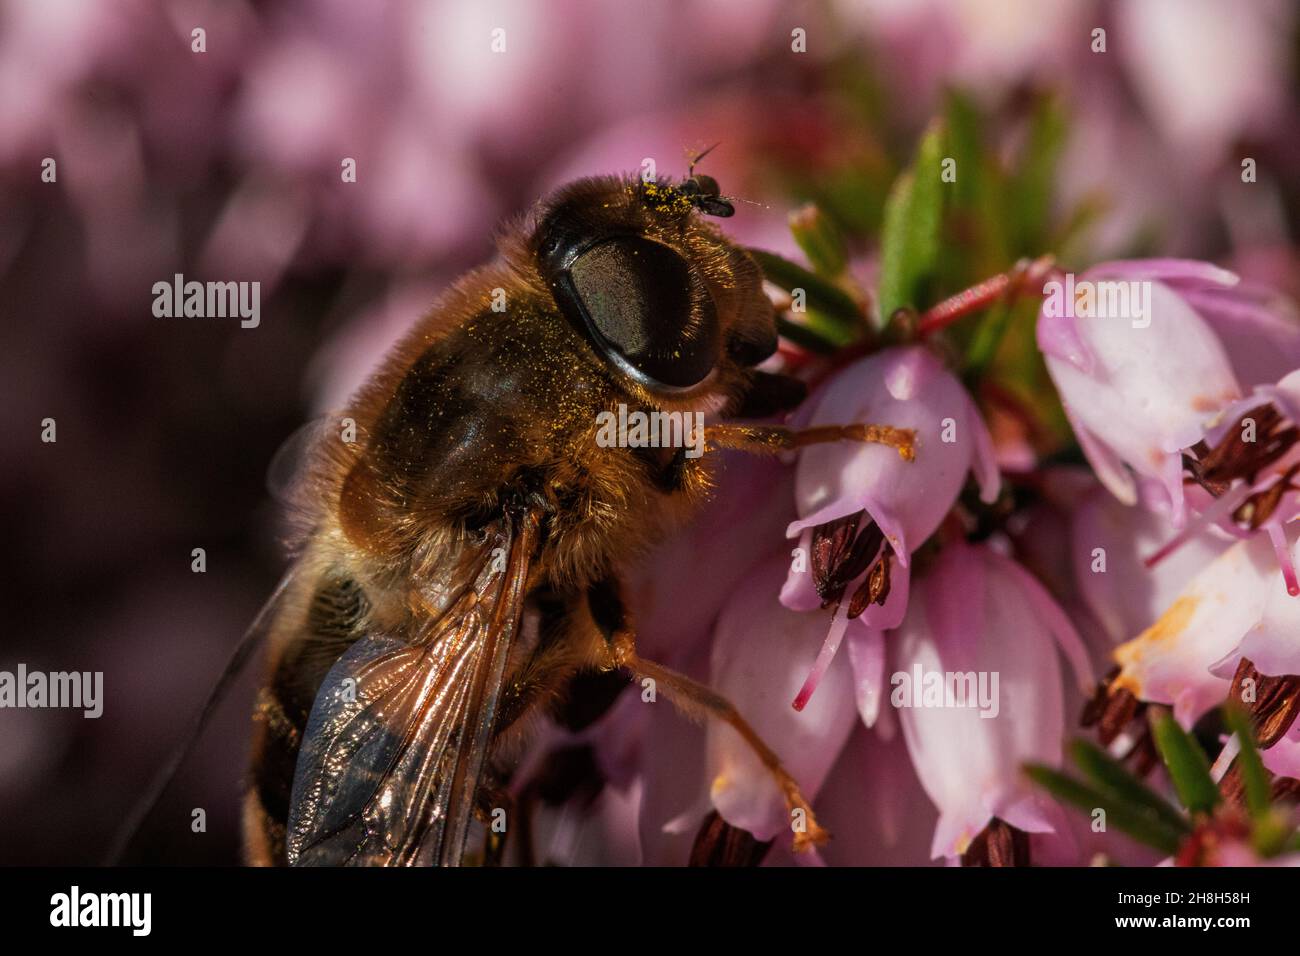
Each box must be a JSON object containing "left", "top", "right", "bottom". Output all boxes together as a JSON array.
[{"left": 241, "top": 164, "right": 913, "bottom": 866}]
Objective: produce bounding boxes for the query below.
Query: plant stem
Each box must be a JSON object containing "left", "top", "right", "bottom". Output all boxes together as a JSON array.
[{"left": 916, "top": 255, "right": 1058, "bottom": 338}]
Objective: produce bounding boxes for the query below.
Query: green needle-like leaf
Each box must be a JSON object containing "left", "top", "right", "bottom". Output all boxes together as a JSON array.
[
  {"left": 1150, "top": 711, "right": 1220, "bottom": 815},
  {"left": 1006, "top": 95, "right": 1067, "bottom": 257},
  {"left": 1223, "top": 706, "right": 1271, "bottom": 822},
  {"left": 748, "top": 248, "right": 864, "bottom": 343},
  {"left": 789, "top": 204, "right": 848, "bottom": 278},
  {"left": 963, "top": 300, "right": 1015, "bottom": 377},
  {"left": 877, "top": 121, "right": 946, "bottom": 325},
  {"left": 774, "top": 316, "right": 838, "bottom": 355},
  {"left": 1069, "top": 739, "right": 1190, "bottom": 834},
  {"left": 1024, "top": 764, "right": 1183, "bottom": 855}
]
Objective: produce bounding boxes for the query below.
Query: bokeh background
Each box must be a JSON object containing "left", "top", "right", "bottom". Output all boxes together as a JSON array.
[{"left": 1, "top": 0, "right": 1297, "bottom": 864}]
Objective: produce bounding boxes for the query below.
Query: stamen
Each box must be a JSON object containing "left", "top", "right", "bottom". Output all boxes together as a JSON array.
[
  {"left": 960, "top": 818, "right": 1031, "bottom": 867},
  {"left": 1193, "top": 404, "right": 1294, "bottom": 485},
  {"left": 1081, "top": 669, "right": 1141, "bottom": 746},
  {"left": 1230, "top": 658, "right": 1300, "bottom": 746},
  {"left": 1241, "top": 463, "right": 1300, "bottom": 529},
  {"left": 847, "top": 546, "right": 892, "bottom": 619},
  {"left": 688, "top": 811, "right": 772, "bottom": 867},
  {"left": 811, "top": 512, "right": 883, "bottom": 605}
]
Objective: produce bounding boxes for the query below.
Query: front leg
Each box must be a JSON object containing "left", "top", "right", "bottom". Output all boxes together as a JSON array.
[
  {"left": 583, "top": 578, "right": 829, "bottom": 853},
  {"left": 706, "top": 421, "right": 915, "bottom": 460}
]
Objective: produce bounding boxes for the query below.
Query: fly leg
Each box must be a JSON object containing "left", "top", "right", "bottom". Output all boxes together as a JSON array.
[
  {"left": 582, "top": 578, "right": 828, "bottom": 852},
  {"left": 705, "top": 422, "right": 914, "bottom": 460},
  {"left": 476, "top": 779, "right": 515, "bottom": 866}
]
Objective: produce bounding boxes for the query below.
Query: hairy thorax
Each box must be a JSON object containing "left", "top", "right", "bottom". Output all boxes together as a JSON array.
[{"left": 306, "top": 290, "right": 732, "bottom": 631}]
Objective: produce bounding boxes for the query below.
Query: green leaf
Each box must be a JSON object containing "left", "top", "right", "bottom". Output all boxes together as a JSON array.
[
  {"left": 877, "top": 121, "right": 947, "bottom": 325},
  {"left": 748, "top": 248, "right": 864, "bottom": 346},
  {"left": 1150, "top": 711, "right": 1220, "bottom": 815},
  {"left": 1024, "top": 763, "right": 1183, "bottom": 855},
  {"left": 1069, "top": 739, "right": 1190, "bottom": 835},
  {"left": 1006, "top": 94, "right": 1067, "bottom": 257},
  {"left": 1250, "top": 811, "right": 1295, "bottom": 858},
  {"left": 774, "top": 315, "right": 838, "bottom": 355},
  {"left": 789, "top": 204, "right": 847, "bottom": 277},
  {"left": 963, "top": 300, "right": 1016, "bottom": 378},
  {"left": 942, "top": 91, "right": 1009, "bottom": 276},
  {"left": 1223, "top": 706, "right": 1271, "bottom": 822}
]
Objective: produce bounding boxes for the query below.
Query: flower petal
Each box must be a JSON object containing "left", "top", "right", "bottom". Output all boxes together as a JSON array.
[
  {"left": 1113, "top": 534, "right": 1276, "bottom": 726},
  {"left": 845, "top": 627, "right": 886, "bottom": 728},
  {"left": 790, "top": 346, "right": 994, "bottom": 562},
  {"left": 894, "top": 543, "right": 1068, "bottom": 859}
]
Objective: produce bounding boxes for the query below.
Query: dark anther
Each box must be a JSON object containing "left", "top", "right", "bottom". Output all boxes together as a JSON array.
[
  {"left": 1081, "top": 668, "right": 1142, "bottom": 747},
  {"left": 688, "top": 811, "right": 772, "bottom": 867},
  {"left": 847, "top": 543, "right": 892, "bottom": 619},
  {"left": 961, "top": 818, "right": 1031, "bottom": 867},
  {"left": 1230, "top": 658, "right": 1300, "bottom": 747},
  {"left": 811, "top": 511, "right": 883, "bottom": 606},
  {"left": 1185, "top": 404, "right": 1300, "bottom": 528}
]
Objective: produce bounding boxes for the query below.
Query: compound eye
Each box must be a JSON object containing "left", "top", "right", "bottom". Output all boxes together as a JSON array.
[{"left": 563, "top": 236, "right": 718, "bottom": 390}]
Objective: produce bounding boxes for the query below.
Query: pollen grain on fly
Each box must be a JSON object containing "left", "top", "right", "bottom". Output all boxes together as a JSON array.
[{"left": 852, "top": 423, "right": 916, "bottom": 460}]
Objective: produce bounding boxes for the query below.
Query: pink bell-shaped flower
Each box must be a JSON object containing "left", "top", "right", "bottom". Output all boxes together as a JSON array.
[
  {"left": 1037, "top": 259, "right": 1243, "bottom": 524},
  {"left": 891, "top": 542, "right": 1093, "bottom": 859}
]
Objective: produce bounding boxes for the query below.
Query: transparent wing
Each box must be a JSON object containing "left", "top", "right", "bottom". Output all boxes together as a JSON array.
[
  {"left": 266, "top": 415, "right": 338, "bottom": 506},
  {"left": 286, "top": 511, "right": 538, "bottom": 866}
]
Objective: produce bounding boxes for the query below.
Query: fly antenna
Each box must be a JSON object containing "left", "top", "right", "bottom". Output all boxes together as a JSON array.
[{"left": 686, "top": 142, "right": 721, "bottom": 177}]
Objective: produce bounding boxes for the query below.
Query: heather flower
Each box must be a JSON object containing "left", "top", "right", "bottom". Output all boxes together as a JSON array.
[
  {"left": 892, "top": 542, "right": 1093, "bottom": 859},
  {"left": 805, "top": 727, "right": 941, "bottom": 867},
  {"left": 631, "top": 452, "right": 798, "bottom": 668},
  {"left": 1181, "top": 369, "right": 1300, "bottom": 591},
  {"left": 1209, "top": 843, "right": 1300, "bottom": 867},
  {"left": 1260, "top": 728, "right": 1300, "bottom": 781},
  {"left": 1071, "top": 480, "right": 1228, "bottom": 646},
  {"left": 1111, "top": 532, "right": 1283, "bottom": 727},
  {"left": 1116, "top": 0, "right": 1294, "bottom": 167},
  {"left": 1178, "top": 280, "right": 1300, "bottom": 389},
  {"left": 780, "top": 346, "right": 999, "bottom": 709},
  {"left": 1036, "top": 259, "right": 1243, "bottom": 524},
  {"left": 1206, "top": 527, "right": 1300, "bottom": 682}
]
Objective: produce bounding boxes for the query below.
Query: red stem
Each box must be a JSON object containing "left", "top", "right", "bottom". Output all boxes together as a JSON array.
[{"left": 916, "top": 256, "right": 1059, "bottom": 337}]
